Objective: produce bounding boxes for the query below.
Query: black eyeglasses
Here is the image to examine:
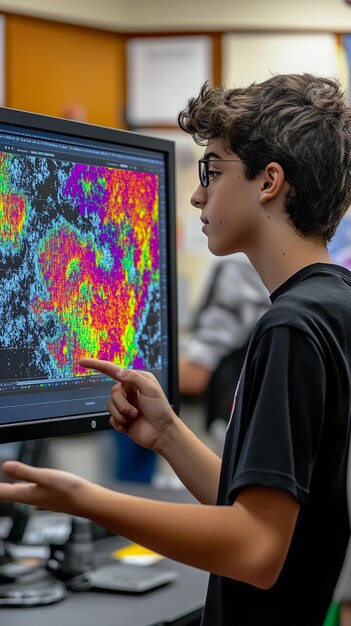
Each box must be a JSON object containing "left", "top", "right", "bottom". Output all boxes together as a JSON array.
[{"left": 198, "top": 158, "right": 246, "bottom": 188}]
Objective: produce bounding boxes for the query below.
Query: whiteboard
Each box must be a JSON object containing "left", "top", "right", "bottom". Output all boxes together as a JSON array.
[{"left": 127, "top": 36, "right": 212, "bottom": 126}]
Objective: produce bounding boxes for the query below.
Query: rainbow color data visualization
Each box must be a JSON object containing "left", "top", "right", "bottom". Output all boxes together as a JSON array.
[{"left": 0, "top": 151, "right": 161, "bottom": 382}]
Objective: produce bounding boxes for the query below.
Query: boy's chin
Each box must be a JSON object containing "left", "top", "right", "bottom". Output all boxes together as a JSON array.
[{"left": 208, "top": 241, "right": 237, "bottom": 257}]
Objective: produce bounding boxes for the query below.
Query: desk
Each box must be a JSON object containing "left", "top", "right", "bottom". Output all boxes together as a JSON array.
[{"left": 0, "top": 482, "right": 208, "bottom": 626}]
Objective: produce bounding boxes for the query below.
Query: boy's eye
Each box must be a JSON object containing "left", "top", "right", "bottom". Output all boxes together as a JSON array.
[{"left": 208, "top": 169, "right": 220, "bottom": 182}]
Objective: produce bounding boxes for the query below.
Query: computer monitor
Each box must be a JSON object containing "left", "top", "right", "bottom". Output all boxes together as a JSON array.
[{"left": 0, "top": 107, "right": 178, "bottom": 443}]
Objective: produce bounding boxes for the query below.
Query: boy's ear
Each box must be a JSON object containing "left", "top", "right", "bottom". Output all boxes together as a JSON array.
[{"left": 259, "top": 162, "right": 286, "bottom": 203}]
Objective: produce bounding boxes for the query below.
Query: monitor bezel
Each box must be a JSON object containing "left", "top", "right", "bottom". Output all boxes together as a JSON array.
[{"left": 0, "top": 107, "right": 178, "bottom": 443}]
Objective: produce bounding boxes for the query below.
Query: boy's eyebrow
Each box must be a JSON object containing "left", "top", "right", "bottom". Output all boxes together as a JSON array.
[{"left": 203, "top": 151, "right": 222, "bottom": 160}]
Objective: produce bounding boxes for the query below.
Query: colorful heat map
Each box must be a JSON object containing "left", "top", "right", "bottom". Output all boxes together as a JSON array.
[{"left": 0, "top": 151, "right": 161, "bottom": 381}]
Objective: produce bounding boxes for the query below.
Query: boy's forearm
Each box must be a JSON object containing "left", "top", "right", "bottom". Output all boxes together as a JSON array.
[
  {"left": 154, "top": 416, "right": 221, "bottom": 504},
  {"left": 78, "top": 482, "right": 296, "bottom": 590},
  {"left": 84, "top": 485, "right": 230, "bottom": 574}
]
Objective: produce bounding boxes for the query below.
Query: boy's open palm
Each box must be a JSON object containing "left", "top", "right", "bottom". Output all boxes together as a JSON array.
[
  {"left": 79, "top": 358, "right": 176, "bottom": 450},
  {"left": 0, "top": 461, "right": 90, "bottom": 515}
]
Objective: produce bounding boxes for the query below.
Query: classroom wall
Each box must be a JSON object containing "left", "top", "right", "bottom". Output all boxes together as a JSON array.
[
  {"left": 5, "top": 15, "right": 126, "bottom": 127},
  {"left": 1, "top": 0, "right": 351, "bottom": 32},
  {"left": 222, "top": 32, "right": 345, "bottom": 87}
]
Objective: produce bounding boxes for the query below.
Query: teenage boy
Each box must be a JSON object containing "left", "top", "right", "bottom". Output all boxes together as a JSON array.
[{"left": 1, "top": 73, "right": 351, "bottom": 626}]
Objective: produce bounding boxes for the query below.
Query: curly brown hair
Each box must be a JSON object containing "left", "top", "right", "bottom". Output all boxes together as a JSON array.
[{"left": 178, "top": 74, "right": 351, "bottom": 241}]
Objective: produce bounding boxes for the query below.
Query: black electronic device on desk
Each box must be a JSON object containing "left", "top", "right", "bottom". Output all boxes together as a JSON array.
[
  {"left": 0, "top": 105, "right": 178, "bottom": 444},
  {"left": 0, "top": 544, "right": 207, "bottom": 626},
  {"left": 0, "top": 513, "right": 180, "bottom": 608}
]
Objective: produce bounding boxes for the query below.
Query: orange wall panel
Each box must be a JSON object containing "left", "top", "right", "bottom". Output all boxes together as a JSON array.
[{"left": 5, "top": 15, "right": 126, "bottom": 129}]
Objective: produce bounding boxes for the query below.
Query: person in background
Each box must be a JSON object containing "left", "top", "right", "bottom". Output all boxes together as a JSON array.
[
  {"left": 1, "top": 73, "right": 351, "bottom": 626},
  {"left": 179, "top": 253, "right": 270, "bottom": 443}
]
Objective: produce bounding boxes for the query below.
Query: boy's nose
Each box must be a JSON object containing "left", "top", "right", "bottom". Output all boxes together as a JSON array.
[{"left": 191, "top": 185, "right": 207, "bottom": 209}]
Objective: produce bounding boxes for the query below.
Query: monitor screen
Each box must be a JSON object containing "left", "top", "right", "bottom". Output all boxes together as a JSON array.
[{"left": 0, "top": 107, "right": 178, "bottom": 443}]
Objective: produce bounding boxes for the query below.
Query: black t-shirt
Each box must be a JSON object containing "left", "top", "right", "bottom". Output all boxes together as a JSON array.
[{"left": 201, "top": 263, "right": 351, "bottom": 626}]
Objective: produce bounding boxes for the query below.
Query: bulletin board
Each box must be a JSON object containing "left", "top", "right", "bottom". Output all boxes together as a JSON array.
[{"left": 126, "top": 35, "right": 212, "bottom": 127}]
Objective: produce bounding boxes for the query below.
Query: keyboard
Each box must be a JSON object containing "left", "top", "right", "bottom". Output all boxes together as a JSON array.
[{"left": 87, "top": 562, "right": 178, "bottom": 593}]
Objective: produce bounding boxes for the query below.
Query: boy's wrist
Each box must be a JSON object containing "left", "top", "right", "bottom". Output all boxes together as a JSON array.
[{"left": 153, "top": 411, "right": 181, "bottom": 456}]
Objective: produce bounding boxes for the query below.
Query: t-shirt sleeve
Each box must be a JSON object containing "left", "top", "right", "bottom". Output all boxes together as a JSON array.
[{"left": 228, "top": 325, "right": 327, "bottom": 504}]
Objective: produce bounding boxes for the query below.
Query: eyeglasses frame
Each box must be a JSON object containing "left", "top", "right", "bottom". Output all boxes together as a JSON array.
[{"left": 198, "top": 158, "right": 247, "bottom": 188}]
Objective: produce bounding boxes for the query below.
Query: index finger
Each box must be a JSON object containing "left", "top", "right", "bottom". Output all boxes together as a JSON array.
[
  {"left": 80, "top": 359, "right": 161, "bottom": 398},
  {"left": 79, "top": 358, "right": 125, "bottom": 381}
]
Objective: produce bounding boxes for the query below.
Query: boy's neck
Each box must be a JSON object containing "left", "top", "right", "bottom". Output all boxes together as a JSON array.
[{"left": 247, "top": 230, "right": 331, "bottom": 295}]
